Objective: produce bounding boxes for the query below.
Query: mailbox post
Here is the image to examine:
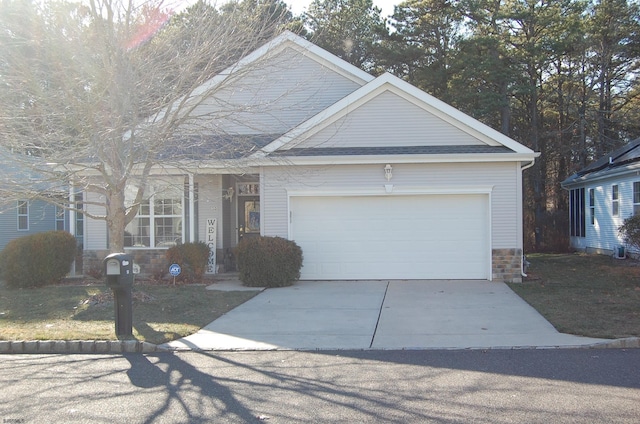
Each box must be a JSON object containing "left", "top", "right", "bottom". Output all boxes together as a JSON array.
[{"left": 104, "top": 253, "right": 134, "bottom": 338}]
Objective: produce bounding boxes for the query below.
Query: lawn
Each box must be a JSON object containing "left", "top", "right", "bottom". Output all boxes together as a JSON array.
[
  {"left": 0, "top": 279, "right": 258, "bottom": 345},
  {"left": 508, "top": 253, "right": 640, "bottom": 339},
  {"left": 2, "top": 254, "right": 639, "bottom": 344}
]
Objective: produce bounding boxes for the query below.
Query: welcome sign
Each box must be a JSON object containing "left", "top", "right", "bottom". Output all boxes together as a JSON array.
[{"left": 206, "top": 218, "right": 217, "bottom": 274}]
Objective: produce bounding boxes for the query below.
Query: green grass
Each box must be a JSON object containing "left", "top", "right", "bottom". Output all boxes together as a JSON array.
[
  {"left": 3, "top": 254, "right": 639, "bottom": 344},
  {"left": 0, "top": 281, "right": 258, "bottom": 344},
  {"left": 508, "top": 253, "right": 640, "bottom": 339}
]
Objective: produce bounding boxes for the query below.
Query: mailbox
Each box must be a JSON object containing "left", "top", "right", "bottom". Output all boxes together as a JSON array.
[
  {"left": 104, "top": 253, "right": 134, "bottom": 288},
  {"left": 103, "top": 253, "right": 134, "bottom": 338}
]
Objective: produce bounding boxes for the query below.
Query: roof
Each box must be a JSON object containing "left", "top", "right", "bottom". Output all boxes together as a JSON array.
[
  {"left": 561, "top": 138, "right": 640, "bottom": 187},
  {"left": 270, "top": 145, "right": 514, "bottom": 157},
  {"left": 258, "top": 72, "right": 538, "bottom": 161},
  {"left": 150, "top": 33, "right": 538, "bottom": 167}
]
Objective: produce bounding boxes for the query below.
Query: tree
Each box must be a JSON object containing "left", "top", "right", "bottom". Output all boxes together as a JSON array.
[
  {"left": 588, "top": 0, "right": 640, "bottom": 157},
  {"left": 302, "top": 0, "right": 388, "bottom": 72},
  {"left": 0, "top": 0, "right": 290, "bottom": 253},
  {"left": 384, "top": 0, "right": 463, "bottom": 101}
]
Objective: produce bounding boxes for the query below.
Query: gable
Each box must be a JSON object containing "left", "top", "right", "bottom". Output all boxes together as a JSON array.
[
  {"left": 284, "top": 90, "right": 488, "bottom": 151},
  {"left": 171, "top": 33, "right": 372, "bottom": 137},
  {"left": 260, "top": 73, "right": 537, "bottom": 160}
]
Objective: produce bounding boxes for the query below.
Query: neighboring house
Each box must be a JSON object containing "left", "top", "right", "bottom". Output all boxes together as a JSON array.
[
  {"left": 0, "top": 149, "right": 83, "bottom": 254},
  {"left": 80, "top": 31, "right": 539, "bottom": 283},
  {"left": 0, "top": 199, "right": 61, "bottom": 251},
  {"left": 561, "top": 138, "right": 640, "bottom": 256}
]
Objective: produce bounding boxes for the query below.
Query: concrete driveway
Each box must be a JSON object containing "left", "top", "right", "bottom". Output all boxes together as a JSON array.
[{"left": 164, "top": 280, "right": 608, "bottom": 351}]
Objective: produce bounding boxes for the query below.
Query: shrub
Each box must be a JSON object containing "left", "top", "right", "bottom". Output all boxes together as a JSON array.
[
  {"left": 619, "top": 215, "right": 640, "bottom": 251},
  {"left": 165, "top": 242, "right": 211, "bottom": 282},
  {"left": 234, "top": 236, "right": 303, "bottom": 287},
  {"left": 0, "top": 231, "right": 77, "bottom": 288}
]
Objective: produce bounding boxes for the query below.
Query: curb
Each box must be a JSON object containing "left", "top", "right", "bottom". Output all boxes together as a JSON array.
[
  {"left": 0, "top": 340, "right": 169, "bottom": 354},
  {"left": 0, "top": 337, "right": 638, "bottom": 354},
  {"left": 588, "top": 337, "right": 640, "bottom": 349}
]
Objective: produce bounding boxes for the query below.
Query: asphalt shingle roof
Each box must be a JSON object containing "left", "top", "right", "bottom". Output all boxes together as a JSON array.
[{"left": 270, "top": 145, "right": 514, "bottom": 157}]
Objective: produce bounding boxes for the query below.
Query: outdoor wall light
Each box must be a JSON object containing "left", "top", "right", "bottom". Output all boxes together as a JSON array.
[
  {"left": 223, "top": 187, "right": 234, "bottom": 202},
  {"left": 384, "top": 164, "right": 393, "bottom": 181}
]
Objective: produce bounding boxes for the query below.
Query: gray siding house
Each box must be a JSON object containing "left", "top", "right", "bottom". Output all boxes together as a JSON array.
[{"left": 80, "top": 31, "right": 539, "bottom": 282}]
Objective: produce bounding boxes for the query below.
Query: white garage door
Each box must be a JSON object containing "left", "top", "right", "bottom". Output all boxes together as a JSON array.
[{"left": 290, "top": 194, "right": 489, "bottom": 280}]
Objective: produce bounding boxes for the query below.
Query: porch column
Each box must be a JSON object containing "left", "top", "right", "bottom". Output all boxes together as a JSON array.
[
  {"left": 188, "top": 173, "right": 195, "bottom": 243},
  {"left": 68, "top": 185, "right": 76, "bottom": 275}
]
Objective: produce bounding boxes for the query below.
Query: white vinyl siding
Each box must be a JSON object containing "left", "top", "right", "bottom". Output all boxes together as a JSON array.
[
  {"left": 571, "top": 176, "right": 640, "bottom": 253},
  {"left": 186, "top": 47, "right": 363, "bottom": 136},
  {"left": 84, "top": 191, "right": 107, "bottom": 250},
  {"left": 289, "top": 91, "right": 487, "bottom": 150},
  {"left": 196, "top": 175, "right": 224, "bottom": 249},
  {"left": 262, "top": 162, "right": 519, "bottom": 250}
]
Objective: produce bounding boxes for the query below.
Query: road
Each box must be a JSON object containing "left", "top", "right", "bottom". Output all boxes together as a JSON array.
[{"left": 1, "top": 349, "right": 638, "bottom": 423}]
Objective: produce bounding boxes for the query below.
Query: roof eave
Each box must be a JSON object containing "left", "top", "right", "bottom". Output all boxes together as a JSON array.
[
  {"left": 561, "top": 162, "right": 640, "bottom": 189},
  {"left": 255, "top": 152, "right": 540, "bottom": 166}
]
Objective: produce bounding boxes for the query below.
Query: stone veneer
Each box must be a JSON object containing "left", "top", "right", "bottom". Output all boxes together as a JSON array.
[
  {"left": 86, "top": 248, "right": 524, "bottom": 282},
  {"left": 492, "top": 248, "right": 523, "bottom": 283},
  {"left": 84, "top": 249, "right": 169, "bottom": 278},
  {"left": 83, "top": 248, "right": 229, "bottom": 278}
]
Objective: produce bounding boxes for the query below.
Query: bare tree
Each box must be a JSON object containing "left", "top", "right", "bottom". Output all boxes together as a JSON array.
[{"left": 0, "top": 0, "right": 291, "bottom": 252}]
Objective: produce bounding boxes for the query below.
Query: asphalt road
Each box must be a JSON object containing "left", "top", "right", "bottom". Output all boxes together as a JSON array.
[{"left": 1, "top": 349, "right": 639, "bottom": 423}]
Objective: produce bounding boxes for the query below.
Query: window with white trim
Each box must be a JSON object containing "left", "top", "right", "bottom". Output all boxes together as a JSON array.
[
  {"left": 124, "top": 184, "right": 183, "bottom": 248},
  {"left": 17, "top": 200, "right": 28, "bottom": 231},
  {"left": 612, "top": 185, "right": 619, "bottom": 217},
  {"left": 55, "top": 205, "right": 65, "bottom": 231},
  {"left": 634, "top": 182, "right": 640, "bottom": 215},
  {"left": 589, "top": 188, "right": 595, "bottom": 225}
]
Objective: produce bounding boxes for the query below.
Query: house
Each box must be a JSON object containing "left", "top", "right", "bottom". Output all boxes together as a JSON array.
[
  {"left": 79, "top": 31, "right": 538, "bottom": 283},
  {"left": 0, "top": 148, "right": 82, "bottom": 255},
  {"left": 561, "top": 138, "right": 640, "bottom": 256}
]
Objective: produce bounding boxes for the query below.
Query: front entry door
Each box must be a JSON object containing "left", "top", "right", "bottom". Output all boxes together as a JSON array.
[{"left": 238, "top": 197, "right": 260, "bottom": 241}]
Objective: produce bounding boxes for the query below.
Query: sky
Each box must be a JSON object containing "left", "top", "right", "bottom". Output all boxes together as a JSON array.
[{"left": 286, "top": 0, "right": 398, "bottom": 18}]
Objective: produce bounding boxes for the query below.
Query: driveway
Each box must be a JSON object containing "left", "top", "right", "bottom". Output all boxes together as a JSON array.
[{"left": 165, "top": 280, "right": 608, "bottom": 351}]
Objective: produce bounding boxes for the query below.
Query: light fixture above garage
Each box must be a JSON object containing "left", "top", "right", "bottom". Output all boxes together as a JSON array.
[{"left": 384, "top": 164, "right": 393, "bottom": 181}]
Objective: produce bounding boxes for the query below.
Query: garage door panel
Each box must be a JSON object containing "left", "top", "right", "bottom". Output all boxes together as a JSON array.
[{"left": 291, "top": 194, "right": 489, "bottom": 280}]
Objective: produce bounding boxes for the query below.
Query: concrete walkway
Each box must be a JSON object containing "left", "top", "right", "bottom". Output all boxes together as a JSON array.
[{"left": 164, "top": 279, "right": 609, "bottom": 351}]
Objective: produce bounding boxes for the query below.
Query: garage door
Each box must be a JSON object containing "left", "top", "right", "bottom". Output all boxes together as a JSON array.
[{"left": 290, "top": 194, "right": 489, "bottom": 280}]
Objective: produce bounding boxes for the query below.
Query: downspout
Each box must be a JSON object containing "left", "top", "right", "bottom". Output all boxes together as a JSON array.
[{"left": 520, "top": 159, "right": 536, "bottom": 277}]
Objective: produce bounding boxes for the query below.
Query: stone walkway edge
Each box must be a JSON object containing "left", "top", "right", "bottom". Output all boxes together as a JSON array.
[
  {"left": 0, "top": 340, "right": 167, "bottom": 354},
  {"left": 1, "top": 337, "right": 638, "bottom": 354}
]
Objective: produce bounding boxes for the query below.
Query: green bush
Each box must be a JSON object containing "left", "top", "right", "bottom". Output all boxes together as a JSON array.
[
  {"left": 0, "top": 231, "right": 77, "bottom": 288},
  {"left": 165, "top": 242, "right": 211, "bottom": 282},
  {"left": 234, "top": 236, "right": 303, "bottom": 287},
  {"left": 619, "top": 214, "right": 640, "bottom": 251}
]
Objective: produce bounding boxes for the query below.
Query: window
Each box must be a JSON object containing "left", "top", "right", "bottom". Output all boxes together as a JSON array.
[
  {"left": 17, "top": 200, "right": 28, "bottom": 231},
  {"left": 74, "top": 192, "right": 84, "bottom": 244},
  {"left": 612, "top": 185, "right": 619, "bottom": 217},
  {"left": 55, "top": 205, "right": 66, "bottom": 231},
  {"left": 634, "top": 182, "right": 640, "bottom": 215},
  {"left": 589, "top": 188, "right": 595, "bottom": 225},
  {"left": 570, "top": 188, "right": 585, "bottom": 237},
  {"left": 124, "top": 184, "right": 183, "bottom": 248}
]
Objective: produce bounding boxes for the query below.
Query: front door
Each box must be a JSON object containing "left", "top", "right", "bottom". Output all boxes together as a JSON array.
[{"left": 238, "top": 197, "right": 260, "bottom": 241}]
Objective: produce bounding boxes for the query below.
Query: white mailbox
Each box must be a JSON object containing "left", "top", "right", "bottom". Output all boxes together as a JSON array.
[{"left": 106, "top": 259, "right": 120, "bottom": 276}]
